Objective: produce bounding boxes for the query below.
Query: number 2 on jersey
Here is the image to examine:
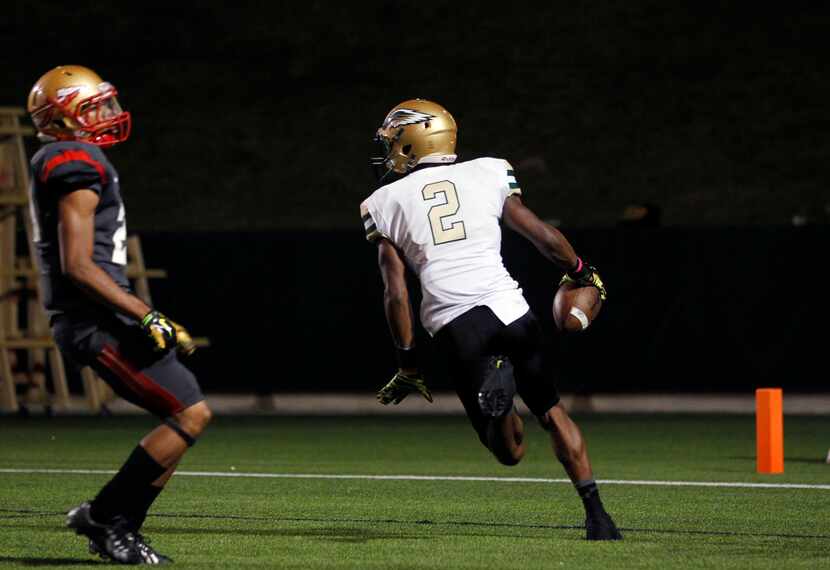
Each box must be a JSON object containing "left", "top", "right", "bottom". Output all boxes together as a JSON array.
[{"left": 422, "top": 180, "right": 466, "bottom": 245}]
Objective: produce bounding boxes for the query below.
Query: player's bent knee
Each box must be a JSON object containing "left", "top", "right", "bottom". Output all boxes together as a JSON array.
[
  {"left": 164, "top": 400, "right": 212, "bottom": 447},
  {"left": 177, "top": 401, "right": 212, "bottom": 437},
  {"left": 163, "top": 417, "right": 198, "bottom": 447},
  {"left": 196, "top": 402, "right": 213, "bottom": 427}
]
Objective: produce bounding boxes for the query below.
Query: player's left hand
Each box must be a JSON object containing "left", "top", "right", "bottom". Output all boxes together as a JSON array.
[
  {"left": 141, "top": 310, "right": 177, "bottom": 352},
  {"left": 561, "top": 262, "right": 607, "bottom": 301},
  {"left": 377, "top": 370, "right": 434, "bottom": 405},
  {"left": 141, "top": 310, "right": 197, "bottom": 356}
]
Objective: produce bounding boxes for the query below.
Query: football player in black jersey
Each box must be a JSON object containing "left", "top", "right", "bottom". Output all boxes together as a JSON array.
[{"left": 27, "top": 65, "right": 212, "bottom": 565}]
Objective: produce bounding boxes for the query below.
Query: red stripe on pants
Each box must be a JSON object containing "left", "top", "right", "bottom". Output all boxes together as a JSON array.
[{"left": 97, "top": 344, "right": 184, "bottom": 416}]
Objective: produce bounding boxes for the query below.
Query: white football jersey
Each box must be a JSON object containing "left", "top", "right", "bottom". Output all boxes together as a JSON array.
[{"left": 360, "top": 157, "right": 529, "bottom": 336}]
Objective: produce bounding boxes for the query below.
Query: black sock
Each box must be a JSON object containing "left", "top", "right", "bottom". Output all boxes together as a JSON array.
[
  {"left": 90, "top": 445, "right": 167, "bottom": 524},
  {"left": 575, "top": 479, "right": 605, "bottom": 516},
  {"left": 127, "top": 484, "right": 164, "bottom": 532}
]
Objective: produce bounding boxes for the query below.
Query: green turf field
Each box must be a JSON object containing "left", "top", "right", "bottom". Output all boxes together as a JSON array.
[{"left": 1, "top": 413, "right": 828, "bottom": 568}]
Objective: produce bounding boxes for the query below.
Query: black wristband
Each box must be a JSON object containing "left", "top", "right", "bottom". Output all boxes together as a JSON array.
[{"left": 395, "top": 345, "right": 418, "bottom": 370}]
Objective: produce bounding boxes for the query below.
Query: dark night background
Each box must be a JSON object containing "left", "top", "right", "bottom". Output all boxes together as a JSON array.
[{"left": 2, "top": 2, "right": 828, "bottom": 394}]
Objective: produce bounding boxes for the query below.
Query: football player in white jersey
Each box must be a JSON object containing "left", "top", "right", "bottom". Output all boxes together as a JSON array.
[{"left": 360, "top": 99, "right": 621, "bottom": 540}]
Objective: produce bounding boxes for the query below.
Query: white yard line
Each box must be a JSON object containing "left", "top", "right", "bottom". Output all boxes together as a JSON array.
[{"left": 1, "top": 468, "right": 828, "bottom": 490}]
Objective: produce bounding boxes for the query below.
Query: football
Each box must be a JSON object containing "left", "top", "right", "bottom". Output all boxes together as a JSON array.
[{"left": 552, "top": 280, "right": 602, "bottom": 333}]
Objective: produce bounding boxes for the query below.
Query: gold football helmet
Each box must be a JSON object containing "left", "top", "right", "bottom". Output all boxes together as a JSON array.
[
  {"left": 27, "top": 65, "right": 131, "bottom": 147},
  {"left": 370, "top": 99, "right": 457, "bottom": 181}
]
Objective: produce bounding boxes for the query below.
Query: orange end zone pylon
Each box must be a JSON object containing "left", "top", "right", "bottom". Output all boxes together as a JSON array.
[{"left": 756, "top": 388, "right": 784, "bottom": 474}]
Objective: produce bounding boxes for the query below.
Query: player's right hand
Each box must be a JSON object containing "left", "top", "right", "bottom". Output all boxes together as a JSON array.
[
  {"left": 140, "top": 310, "right": 177, "bottom": 353},
  {"left": 377, "top": 370, "right": 434, "bottom": 405},
  {"left": 561, "top": 260, "right": 607, "bottom": 301},
  {"left": 171, "top": 320, "right": 197, "bottom": 356}
]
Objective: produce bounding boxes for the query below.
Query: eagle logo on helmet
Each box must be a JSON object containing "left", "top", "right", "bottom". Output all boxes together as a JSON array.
[
  {"left": 383, "top": 108, "right": 435, "bottom": 130},
  {"left": 55, "top": 86, "right": 81, "bottom": 105}
]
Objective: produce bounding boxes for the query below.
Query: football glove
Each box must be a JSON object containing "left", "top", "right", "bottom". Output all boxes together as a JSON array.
[
  {"left": 377, "top": 370, "right": 434, "bottom": 405},
  {"left": 171, "top": 320, "right": 197, "bottom": 356},
  {"left": 560, "top": 260, "right": 607, "bottom": 301},
  {"left": 141, "top": 310, "right": 176, "bottom": 352}
]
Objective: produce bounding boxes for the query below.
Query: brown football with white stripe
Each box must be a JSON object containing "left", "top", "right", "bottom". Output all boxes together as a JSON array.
[{"left": 552, "top": 281, "right": 602, "bottom": 333}]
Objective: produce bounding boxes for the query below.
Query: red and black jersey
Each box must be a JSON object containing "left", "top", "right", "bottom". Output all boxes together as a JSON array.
[{"left": 29, "top": 140, "right": 131, "bottom": 319}]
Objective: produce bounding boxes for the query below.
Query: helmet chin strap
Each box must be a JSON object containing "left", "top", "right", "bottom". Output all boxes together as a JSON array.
[{"left": 376, "top": 167, "right": 394, "bottom": 184}]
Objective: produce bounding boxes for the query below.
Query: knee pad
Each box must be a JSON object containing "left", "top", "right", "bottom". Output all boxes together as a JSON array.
[
  {"left": 477, "top": 356, "right": 516, "bottom": 418},
  {"left": 163, "top": 417, "right": 197, "bottom": 447}
]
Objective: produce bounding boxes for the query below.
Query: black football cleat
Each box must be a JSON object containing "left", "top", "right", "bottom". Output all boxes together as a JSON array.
[
  {"left": 89, "top": 532, "right": 173, "bottom": 565},
  {"left": 68, "top": 501, "right": 170, "bottom": 564},
  {"left": 477, "top": 356, "right": 516, "bottom": 418},
  {"left": 585, "top": 511, "right": 623, "bottom": 541},
  {"left": 66, "top": 502, "right": 112, "bottom": 559},
  {"left": 134, "top": 533, "right": 173, "bottom": 565}
]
